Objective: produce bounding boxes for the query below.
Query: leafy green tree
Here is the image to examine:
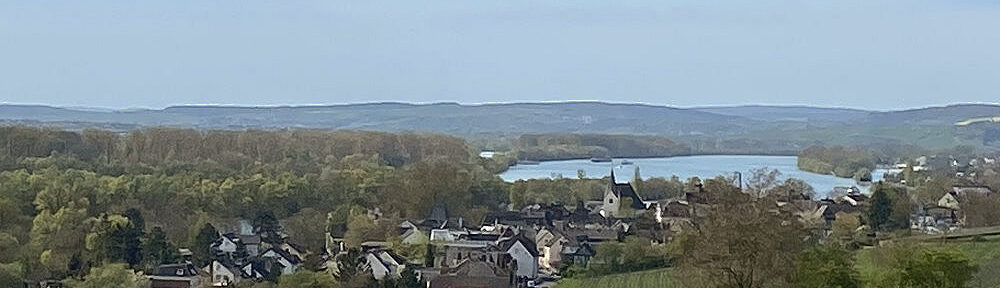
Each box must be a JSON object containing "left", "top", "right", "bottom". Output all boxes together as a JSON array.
[
  {"left": 640, "top": 176, "right": 685, "bottom": 200},
  {"left": 85, "top": 214, "right": 138, "bottom": 265},
  {"left": 793, "top": 246, "right": 860, "bottom": 288},
  {"left": 399, "top": 266, "right": 421, "bottom": 288},
  {"left": 961, "top": 193, "right": 1000, "bottom": 227},
  {"left": 343, "top": 213, "right": 399, "bottom": 248},
  {"left": 590, "top": 241, "right": 625, "bottom": 275},
  {"left": 32, "top": 206, "right": 89, "bottom": 276},
  {"left": 914, "top": 176, "right": 952, "bottom": 206},
  {"left": 0, "top": 262, "right": 25, "bottom": 288},
  {"left": 66, "top": 263, "right": 149, "bottom": 288},
  {"left": 898, "top": 248, "right": 977, "bottom": 288},
  {"left": 333, "top": 248, "right": 365, "bottom": 283},
  {"left": 283, "top": 208, "right": 328, "bottom": 252},
  {"left": 830, "top": 212, "right": 862, "bottom": 247}
]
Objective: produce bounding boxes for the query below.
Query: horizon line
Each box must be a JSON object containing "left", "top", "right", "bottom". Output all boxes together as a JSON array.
[{"left": 3, "top": 100, "right": 1000, "bottom": 113}]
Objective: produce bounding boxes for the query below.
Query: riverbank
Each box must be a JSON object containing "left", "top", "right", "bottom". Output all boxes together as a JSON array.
[
  {"left": 499, "top": 155, "right": 882, "bottom": 198},
  {"left": 513, "top": 152, "right": 799, "bottom": 163}
]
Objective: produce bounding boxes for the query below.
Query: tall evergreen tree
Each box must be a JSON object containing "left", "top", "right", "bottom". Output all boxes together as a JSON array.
[
  {"left": 867, "top": 183, "right": 893, "bottom": 231},
  {"left": 192, "top": 223, "right": 219, "bottom": 267},
  {"left": 143, "top": 226, "right": 177, "bottom": 268},
  {"left": 120, "top": 209, "right": 145, "bottom": 267},
  {"left": 254, "top": 211, "right": 282, "bottom": 244}
]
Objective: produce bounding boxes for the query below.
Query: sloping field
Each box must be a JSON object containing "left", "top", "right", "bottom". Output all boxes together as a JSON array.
[
  {"left": 557, "top": 268, "right": 676, "bottom": 288},
  {"left": 856, "top": 239, "right": 1000, "bottom": 288}
]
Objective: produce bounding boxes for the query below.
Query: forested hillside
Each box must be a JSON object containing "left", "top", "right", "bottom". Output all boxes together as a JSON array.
[{"left": 0, "top": 126, "right": 510, "bottom": 284}]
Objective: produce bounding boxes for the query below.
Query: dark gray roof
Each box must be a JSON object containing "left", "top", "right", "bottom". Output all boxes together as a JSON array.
[
  {"left": 611, "top": 171, "right": 646, "bottom": 210},
  {"left": 153, "top": 263, "right": 199, "bottom": 277},
  {"left": 498, "top": 233, "right": 539, "bottom": 257}
]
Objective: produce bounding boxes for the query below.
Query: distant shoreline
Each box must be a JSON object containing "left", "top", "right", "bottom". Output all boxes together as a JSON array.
[{"left": 512, "top": 152, "right": 799, "bottom": 163}]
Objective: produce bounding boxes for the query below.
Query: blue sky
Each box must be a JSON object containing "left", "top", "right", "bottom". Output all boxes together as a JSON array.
[{"left": 1, "top": 0, "right": 998, "bottom": 109}]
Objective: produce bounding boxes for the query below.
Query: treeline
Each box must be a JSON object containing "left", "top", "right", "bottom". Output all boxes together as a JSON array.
[
  {"left": 0, "top": 126, "right": 511, "bottom": 285},
  {"left": 508, "top": 175, "right": 690, "bottom": 209},
  {"left": 798, "top": 145, "right": 876, "bottom": 179},
  {"left": 0, "top": 126, "right": 471, "bottom": 172},
  {"left": 516, "top": 134, "right": 691, "bottom": 161}
]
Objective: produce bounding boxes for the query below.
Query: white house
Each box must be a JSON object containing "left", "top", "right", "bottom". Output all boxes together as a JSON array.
[
  {"left": 535, "top": 229, "right": 566, "bottom": 272},
  {"left": 364, "top": 250, "right": 407, "bottom": 280},
  {"left": 499, "top": 234, "right": 538, "bottom": 279},
  {"left": 214, "top": 234, "right": 240, "bottom": 254},
  {"left": 240, "top": 262, "right": 268, "bottom": 280},
  {"left": 206, "top": 260, "right": 239, "bottom": 287},
  {"left": 261, "top": 248, "right": 300, "bottom": 275}
]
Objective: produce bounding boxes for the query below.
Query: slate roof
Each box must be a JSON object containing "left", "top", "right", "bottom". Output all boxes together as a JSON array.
[
  {"left": 430, "top": 259, "right": 511, "bottom": 288},
  {"left": 611, "top": 171, "right": 647, "bottom": 210},
  {"left": 497, "top": 233, "right": 539, "bottom": 257},
  {"left": 952, "top": 186, "right": 993, "bottom": 197},
  {"left": 262, "top": 246, "right": 302, "bottom": 265},
  {"left": 240, "top": 259, "right": 271, "bottom": 279},
  {"left": 153, "top": 263, "right": 199, "bottom": 277}
]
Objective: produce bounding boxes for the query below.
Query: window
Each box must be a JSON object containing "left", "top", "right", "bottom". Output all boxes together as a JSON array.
[{"left": 608, "top": 198, "right": 614, "bottom": 204}]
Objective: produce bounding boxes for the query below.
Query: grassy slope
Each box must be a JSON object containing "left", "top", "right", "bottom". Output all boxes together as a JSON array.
[
  {"left": 557, "top": 268, "right": 677, "bottom": 288},
  {"left": 856, "top": 239, "right": 1000, "bottom": 288},
  {"left": 557, "top": 239, "right": 1000, "bottom": 288}
]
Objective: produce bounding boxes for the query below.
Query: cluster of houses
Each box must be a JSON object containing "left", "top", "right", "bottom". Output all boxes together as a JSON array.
[
  {"left": 887, "top": 154, "right": 998, "bottom": 234},
  {"left": 150, "top": 221, "right": 306, "bottom": 288},
  {"left": 912, "top": 185, "right": 995, "bottom": 234},
  {"left": 312, "top": 171, "right": 882, "bottom": 287}
]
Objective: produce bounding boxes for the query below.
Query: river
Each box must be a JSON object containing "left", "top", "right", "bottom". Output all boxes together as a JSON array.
[{"left": 499, "top": 155, "right": 887, "bottom": 198}]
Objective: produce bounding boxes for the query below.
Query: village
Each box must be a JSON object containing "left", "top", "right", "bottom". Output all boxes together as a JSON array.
[{"left": 141, "top": 150, "right": 999, "bottom": 288}]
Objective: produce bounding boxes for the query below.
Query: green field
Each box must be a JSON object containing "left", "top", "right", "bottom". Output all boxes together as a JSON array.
[
  {"left": 856, "top": 239, "right": 1000, "bottom": 288},
  {"left": 557, "top": 268, "right": 676, "bottom": 288},
  {"left": 557, "top": 238, "right": 1000, "bottom": 288}
]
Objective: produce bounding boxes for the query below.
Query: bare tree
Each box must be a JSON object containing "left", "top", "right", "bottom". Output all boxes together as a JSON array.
[{"left": 745, "top": 167, "right": 781, "bottom": 199}]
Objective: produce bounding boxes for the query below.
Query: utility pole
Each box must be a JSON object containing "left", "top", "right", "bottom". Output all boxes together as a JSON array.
[{"left": 734, "top": 171, "right": 743, "bottom": 191}]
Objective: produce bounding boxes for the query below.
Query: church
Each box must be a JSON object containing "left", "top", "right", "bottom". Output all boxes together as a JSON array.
[{"left": 601, "top": 169, "right": 649, "bottom": 218}]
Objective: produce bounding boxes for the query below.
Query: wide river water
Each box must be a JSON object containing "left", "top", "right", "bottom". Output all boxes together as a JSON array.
[{"left": 499, "top": 155, "right": 887, "bottom": 198}]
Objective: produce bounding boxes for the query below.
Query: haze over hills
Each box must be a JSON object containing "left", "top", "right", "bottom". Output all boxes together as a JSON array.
[{"left": 1, "top": 102, "right": 998, "bottom": 151}]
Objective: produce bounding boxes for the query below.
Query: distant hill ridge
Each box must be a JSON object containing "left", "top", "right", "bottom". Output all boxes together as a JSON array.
[{"left": 1, "top": 102, "right": 998, "bottom": 137}]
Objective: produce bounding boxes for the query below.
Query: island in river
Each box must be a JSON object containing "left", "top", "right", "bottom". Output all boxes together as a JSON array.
[{"left": 499, "top": 155, "right": 888, "bottom": 198}]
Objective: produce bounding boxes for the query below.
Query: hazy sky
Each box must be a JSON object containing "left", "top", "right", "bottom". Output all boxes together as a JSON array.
[{"left": 2, "top": 1, "right": 999, "bottom": 110}]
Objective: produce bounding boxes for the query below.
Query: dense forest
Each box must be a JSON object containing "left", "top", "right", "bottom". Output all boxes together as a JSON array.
[
  {"left": 515, "top": 134, "right": 691, "bottom": 161},
  {"left": 0, "top": 126, "right": 512, "bottom": 284},
  {"left": 798, "top": 145, "right": 877, "bottom": 179}
]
